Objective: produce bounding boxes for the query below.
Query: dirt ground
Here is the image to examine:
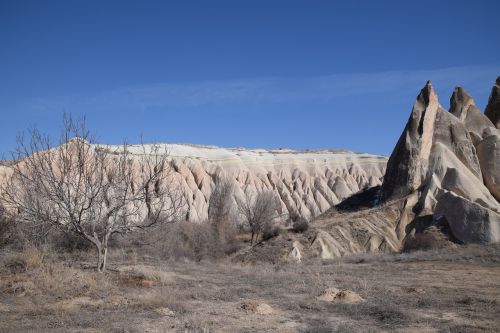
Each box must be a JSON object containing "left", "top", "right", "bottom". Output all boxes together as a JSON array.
[{"left": 1, "top": 245, "right": 499, "bottom": 333}]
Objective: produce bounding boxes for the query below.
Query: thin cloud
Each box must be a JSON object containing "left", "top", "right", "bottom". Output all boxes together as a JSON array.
[{"left": 20, "top": 65, "right": 500, "bottom": 113}]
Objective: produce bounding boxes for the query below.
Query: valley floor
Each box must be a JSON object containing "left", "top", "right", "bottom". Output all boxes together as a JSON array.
[{"left": 1, "top": 245, "right": 499, "bottom": 333}]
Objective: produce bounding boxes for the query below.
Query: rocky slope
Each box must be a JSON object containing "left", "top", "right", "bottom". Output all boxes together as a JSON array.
[
  {"left": 0, "top": 144, "right": 387, "bottom": 222},
  {"left": 98, "top": 144, "right": 387, "bottom": 221}
]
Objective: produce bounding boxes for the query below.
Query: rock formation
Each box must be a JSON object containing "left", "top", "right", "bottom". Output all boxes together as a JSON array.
[
  {"left": 146, "top": 146, "right": 386, "bottom": 222},
  {"left": 485, "top": 77, "right": 500, "bottom": 128},
  {"left": 273, "top": 78, "right": 500, "bottom": 262},
  {"left": 377, "top": 80, "right": 500, "bottom": 246},
  {"left": 0, "top": 144, "right": 387, "bottom": 223}
]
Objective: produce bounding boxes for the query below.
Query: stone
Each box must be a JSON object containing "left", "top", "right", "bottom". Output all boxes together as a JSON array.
[
  {"left": 287, "top": 242, "right": 303, "bottom": 262},
  {"left": 154, "top": 307, "right": 175, "bottom": 317},
  {"left": 316, "top": 287, "right": 341, "bottom": 302},
  {"left": 434, "top": 191, "right": 500, "bottom": 244},
  {"left": 240, "top": 300, "right": 274, "bottom": 315},
  {"left": 317, "top": 288, "right": 364, "bottom": 304}
]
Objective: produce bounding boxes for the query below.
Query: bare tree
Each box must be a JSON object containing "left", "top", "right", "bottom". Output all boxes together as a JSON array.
[
  {"left": 1, "top": 115, "right": 185, "bottom": 272},
  {"left": 238, "top": 191, "right": 280, "bottom": 245},
  {"left": 208, "top": 177, "right": 234, "bottom": 245}
]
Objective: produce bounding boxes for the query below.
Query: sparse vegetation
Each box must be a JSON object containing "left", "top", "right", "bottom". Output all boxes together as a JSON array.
[
  {"left": 238, "top": 191, "right": 281, "bottom": 245},
  {"left": 0, "top": 115, "right": 186, "bottom": 272},
  {"left": 0, "top": 243, "right": 498, "bottom": 332},
  {"left": 261, "top": 222, "right": 281, "bottom": 241},
  {"left": 0, "top": 204, "right": 14, "bottom": 248},
  {"left": 292, "top": 217, "right": 309, "bottom": 233}
]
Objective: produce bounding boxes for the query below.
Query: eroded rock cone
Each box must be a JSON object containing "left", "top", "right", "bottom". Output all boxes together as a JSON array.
[
  {"left": 449, "top": 86, "right": 494, "bottom": 145},
  {"left": 380, "top": 81, "right": 483, "bottom": 204},
  {"left": 485, "top": 76, "right": 500, "bottom": 128},
  {"left": 380, "top": 81, "right": 441, "bottom": 203},
  {"left": 381, "top": 80, "right": 500, "bottom": 245}
]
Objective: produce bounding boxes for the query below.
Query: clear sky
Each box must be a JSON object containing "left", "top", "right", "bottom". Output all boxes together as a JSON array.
[{"left": 1, "top": 0, "right": 499, "bottom": 157}]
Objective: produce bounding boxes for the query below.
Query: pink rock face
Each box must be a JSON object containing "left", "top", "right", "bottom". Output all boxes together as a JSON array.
[
  {"left": 120, "top": 145, "right": 387, "bottom": 222},
  {"left": 0, "top": 143, "right": 387, "bottom": 223}
]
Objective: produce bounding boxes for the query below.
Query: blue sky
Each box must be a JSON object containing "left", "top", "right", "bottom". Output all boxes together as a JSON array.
[{"left": 1, "top": 1, "right": 499, "bottom": 156}]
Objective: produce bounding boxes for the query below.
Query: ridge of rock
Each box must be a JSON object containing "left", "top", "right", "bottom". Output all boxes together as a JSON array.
[{"left": 0, "top": 144, "right": 387, "bottom": 222}]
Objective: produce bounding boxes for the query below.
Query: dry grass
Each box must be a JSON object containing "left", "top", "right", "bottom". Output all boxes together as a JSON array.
[{"left": 0, "top": 244, "right": 499, "bottom": 332}]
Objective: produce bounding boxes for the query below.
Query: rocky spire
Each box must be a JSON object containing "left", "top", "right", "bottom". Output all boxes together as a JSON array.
[
  {"left": 382, "top": 80, "right": 499, "bottom": 245},
  {"left": 449, "top": 86, "right": 495, "bottom": 145},
  {"left": 380, "top": 81, "right": 440, "bottom": 203},
  {"left": 485, "top": 76, "right": 500, "bottom": 128},
  {"left": 450, "top": 86, "right": 475, "bottom": 121}
]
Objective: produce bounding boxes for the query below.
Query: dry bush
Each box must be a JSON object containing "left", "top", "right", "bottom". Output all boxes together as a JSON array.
[
  {"left": 35, "top": 262, "right": 109, "bottom": 298},
  {"left": 292, "top": 217, "right": 309, "bottom": 233},
  {"left": 208, "top": 178, "right": 239, "bottom": 255},
  {"left": 402, "top": 231, "right": 447, "bottom": 252},
  {"left": 131, "top": 287, "right": 186, "bottom": 314},
  {"left": 1, "top": 252, "right": 109, "bottom": 299},
  {"left": 261, "top": 222, "right": 280, "bottom": 241},
  {"left": 1, "top": 247, "right": 44, "bottom": 273},
  {"left": 49, "top": 230, "right": 93, "bottom": 253},
  {"left": 118, "top": 265, "right": 171, "bottom": 285},
  {"left": 143, "top": 217, "right": 242, "bottom": 261},
  {"left": 0, "top": 204, "right": 15, "bottom": 248},
  {"left": 238, "top": 191, "right": 281, "bottom": 245},
  {"left": 0, "top": 204, "right": 51, "bottom": 250},
  {"left": 19, "top": 247, "right": 45, "bottom": 269},
  {"left": 151, "top": 221, "right": 215, "bottom": 261}
]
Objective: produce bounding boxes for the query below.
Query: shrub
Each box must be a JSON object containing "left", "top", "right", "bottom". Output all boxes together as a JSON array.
[
  {"left": 50, "top": 230, "right": 93, "bottom": 253},
  {"left": 2, "top": 247, "right": 44, "bottom": 273},
  {"left": 150, "top": 220, "right": 240, "bottom": 261},
  {"left": 262, "top": 223, "right": 280, "bottom": 241},
  {"left": 292, "top": 218, "right": 309, "bottom": 233},
  {"left": 402, "top": 232, "right": 446, "bottom": 252},
  {"left": 19, "top": 247, "right": 44, "bottom": 269},
  {"left": 0, "top": 205, "right": 14, "bottom": 248}
]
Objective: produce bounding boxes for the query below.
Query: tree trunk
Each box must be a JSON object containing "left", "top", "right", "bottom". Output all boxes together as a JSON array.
[{"left": 96, "top": 244, "right": 108, "bottom": 273}]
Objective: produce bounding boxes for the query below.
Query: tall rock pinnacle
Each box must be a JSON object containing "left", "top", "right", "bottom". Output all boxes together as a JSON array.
[
  {"left": 449, "top": 86, "right": 495, "bottom": 145},
  {"left": 380, "top": 81, "right": 440, "bottom": 202},
  {"left": 485, "top": 76, "right": 500, "bottom": 128}
]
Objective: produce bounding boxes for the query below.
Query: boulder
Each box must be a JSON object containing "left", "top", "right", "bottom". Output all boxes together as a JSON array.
[
  {"left": 434, "top": 191, "right": 500, "bottom": 244},
  {"left": 420, "top": 142, "right": 497, "bottom": 212},
  {"left": 431, "top": 106, "right": 483, "bottom": 181}
]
